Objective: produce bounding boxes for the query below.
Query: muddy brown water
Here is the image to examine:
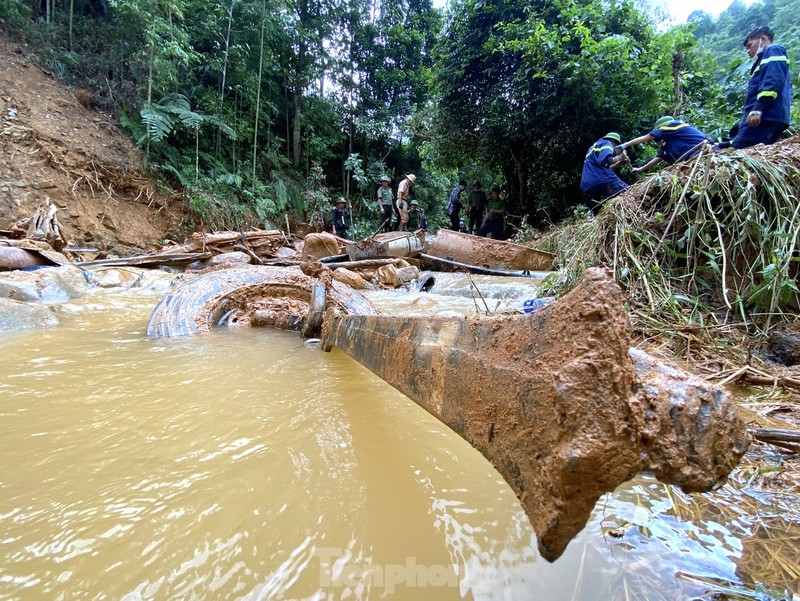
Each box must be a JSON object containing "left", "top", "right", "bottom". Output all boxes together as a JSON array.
[{"left": 1, "top": 273, "right": 798, "bottom": 599}]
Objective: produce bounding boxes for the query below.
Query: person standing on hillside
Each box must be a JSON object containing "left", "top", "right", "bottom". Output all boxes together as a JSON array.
[
  {"left": 376, "top": 175, "right": 394, "bottom": 232},
  {"left": 466, "top": 181, "right": 487, "bottom": 235},
  {"left": 727, "top": 27, "right": 792, "bottom": 149},
  {"left": 617, "top": 116, "right": 711, "bottom": 173},
  {"left": 580, "top": 132, "right": 629, "bottom": 211},
  {"left": 396, "top": 174, "right": 416, "bottom": 231},
  {"left": 445, "top": 180, "right": 467, "bottom": 231}
]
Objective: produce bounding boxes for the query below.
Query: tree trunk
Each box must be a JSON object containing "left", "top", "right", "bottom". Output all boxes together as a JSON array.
[
  {"left": 672, "top": 52, "right": 683, "bottom": 116},
  {"left": 292, "top": 84, "right": 302, "bottom": 170},
  {"left": 69, "top": 0, "right": 74, "bottom": 51},
  {"left": 220, "top": 0, "right": 236, "bottom": 105},
  {"left": 508, "top": 147, "right": 528, "bottom": 219},
  {"left": 252, "top": 0, "right": 266, "bottom": 193}
]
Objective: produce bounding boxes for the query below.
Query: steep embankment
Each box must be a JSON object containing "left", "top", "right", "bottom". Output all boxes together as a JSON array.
[{"left": 0, "top": 32, "right": 186, "bottom": 253}]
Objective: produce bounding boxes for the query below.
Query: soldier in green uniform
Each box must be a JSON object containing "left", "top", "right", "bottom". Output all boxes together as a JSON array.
[
  {"left": 466, "top": 181, "right": 487, "bottom": 234},
  {"left": 376, "top": 175, "right": 394, "bottom": 232},
  {"left": 407, "top": 200, "right": 426, "bottom": 230},
  {"left": 476, "top": 186, "right": 505, "bottom": 239}
]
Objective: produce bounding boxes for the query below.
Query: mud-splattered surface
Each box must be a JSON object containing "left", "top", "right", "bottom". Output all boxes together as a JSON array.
[
  {"left": 325, "top": 268, "right": 748, "bottom": 561},
  {"left": 426, "top": 229, "right": 554, "bottom": 271}
]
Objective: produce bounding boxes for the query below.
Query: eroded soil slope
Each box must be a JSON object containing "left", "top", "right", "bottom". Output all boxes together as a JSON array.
[{"left": 0, "top": 32, "right": 186, "bottom": 254}]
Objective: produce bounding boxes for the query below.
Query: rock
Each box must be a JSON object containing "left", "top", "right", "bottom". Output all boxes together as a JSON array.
[
  {"left": 302, "top": 233, "right": 340, "bottom": 259},
  {"left": 376, "top": 264, "right": 403, "bottom": 288},
  {"left": 332, "top": 267, "right": 368, "bottom": 289},
  {"left": 206, "top": 251, "right": 251, "bottom": 267},
  {"left": 275, "top": 246, "right": 302, "bottom": 261},
  {"left": 373, "top": 262, "right": 417, "bottom": 288},
  {"left": 767, "top": 323, "right": 800, "bottom": 366},
  {"left": 0, "top": 297, "right": 60, "bottom": 332},
  {"left": 395, "top": 265, "right": 419, "bottom": 283},
  {"left": 0, "top": 266, "right": 87, "bottom": 302},
  {"left": 83, "top": 267, "right": 143, "bottom": 288}
]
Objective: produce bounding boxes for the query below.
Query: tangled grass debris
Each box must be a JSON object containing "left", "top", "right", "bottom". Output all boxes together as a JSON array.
[{"left": 534, "top": 136, "right": 800, "bottom": 350}]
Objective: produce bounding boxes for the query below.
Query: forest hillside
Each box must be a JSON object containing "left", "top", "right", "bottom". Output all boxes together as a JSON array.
[
  {"left": 0, "top": 33, "right": 186, "bottom": 253},
  {"left": 0, "top": 0, "right": 798, "bottom": 240}
]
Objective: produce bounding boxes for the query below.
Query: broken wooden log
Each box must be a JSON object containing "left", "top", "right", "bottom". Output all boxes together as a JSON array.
[
  {"left": 24, "top": 198, "right": 68, "bottom": 251},
  {"left": 321, "top": 268, "right": 749, "bottom": 562},
  {"left": 749, "top": 427, "right": 800, "bottom": 453},
  {"left": 79, "top": 252, "right": 211, "bottom": 269}
]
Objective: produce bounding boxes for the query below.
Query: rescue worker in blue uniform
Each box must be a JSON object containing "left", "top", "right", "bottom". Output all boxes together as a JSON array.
[
  {"left": 580, "top": 132, "right": 629, "bottom": 210},
  {"left": 728, "top": 26, "right": 792, "bottom": 149},
  {"left": 617, "top": 116, "right": 711, "bottom": 173}
]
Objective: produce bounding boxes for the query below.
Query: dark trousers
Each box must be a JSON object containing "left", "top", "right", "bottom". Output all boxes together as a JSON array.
[
  {"left": 477, "top": 218, "right": 503, "bottom": 239},
  {"left": 379, "top": 205, "right": 393, "bottom": 232},
  {"left": 449, "top": 212, "right": 460, "bottom": 231},
  {"left": 731, "top": 121, "right": 787, "bottom": 149},
  {"left": 468, "top": 206, "right": 484, "bottom": 234},
  {"left": 583, "top": 179, "right": 628, "bottom": 213}
]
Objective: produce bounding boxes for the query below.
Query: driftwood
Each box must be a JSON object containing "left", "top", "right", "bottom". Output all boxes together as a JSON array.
[
  {"left": 79, "top": 252, "right": 211, "bottom": 268},
  {"left": 0, "top": 228, "right": 25, "bottom": 240},
  {"left": 20, "top": 198, "right": 68, "bottom": 251},
  {"left": 160, "top": 230, "right": 288, "bottom": 261},
  {"left": 750, "top": 428, "right": 800, "bottom": 453}
]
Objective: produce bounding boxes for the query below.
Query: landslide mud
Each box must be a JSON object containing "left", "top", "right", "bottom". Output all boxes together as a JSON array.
[{"left": 323, "top": 268, "right": 749, "bottom": 561}]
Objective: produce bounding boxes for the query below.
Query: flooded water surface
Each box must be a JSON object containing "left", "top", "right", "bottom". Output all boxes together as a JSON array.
[{"left": 1, "top": 278, "right": 798, "bottom": 600}]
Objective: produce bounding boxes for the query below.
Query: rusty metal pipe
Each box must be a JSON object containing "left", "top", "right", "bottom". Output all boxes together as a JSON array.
[{"left": 322, "top": 268, "right": 749, "bottom": 561}]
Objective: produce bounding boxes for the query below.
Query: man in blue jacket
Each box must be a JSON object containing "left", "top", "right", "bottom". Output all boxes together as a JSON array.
[
  {"left": 729, "top": 27, "right": 792, "bottom": 149},
  {"left": 617, "top": 116, "right": 711, "bottom": 173},
  {"left": 445, "top": 180, "right": 467, "bottom": 231},
  {"left": 580, "top": 132, "right": 629, "bottom": 210}
]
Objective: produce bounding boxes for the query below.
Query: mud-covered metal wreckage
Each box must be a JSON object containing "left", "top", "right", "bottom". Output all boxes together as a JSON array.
[{"left": 144, "top": 229, "right": 750, "bottom": 563}]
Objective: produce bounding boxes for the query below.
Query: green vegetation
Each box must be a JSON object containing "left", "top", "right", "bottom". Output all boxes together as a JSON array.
[
  {"left": 534, "top": 142, "right": 800, "bottom": 339},
  {"left": 0, "top": 0, "right": 800, "bottom": 229},
  {"left": 0, "top": 0, "right": 797, "bottom": 237}
]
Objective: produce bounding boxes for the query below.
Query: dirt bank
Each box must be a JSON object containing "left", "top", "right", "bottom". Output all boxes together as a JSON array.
[{"left": 0, "top": 32, "right": 186, "bottom": 254}]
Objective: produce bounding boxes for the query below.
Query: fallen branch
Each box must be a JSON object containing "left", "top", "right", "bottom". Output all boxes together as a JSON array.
[
  {"left": 713, "top": 364, "right": 800, "bottom": 391},
  {"left": 233, "top": 243, "right": 265, "bottom": 265},
  {"left": 749, "top": 427, "right": 800, "bottom": 453}
]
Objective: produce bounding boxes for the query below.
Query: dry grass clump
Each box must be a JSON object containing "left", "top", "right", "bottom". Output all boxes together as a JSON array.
[{"left": 535, "top": 136, "right": 800, "bottom": 346}]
